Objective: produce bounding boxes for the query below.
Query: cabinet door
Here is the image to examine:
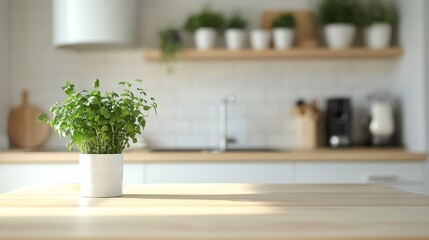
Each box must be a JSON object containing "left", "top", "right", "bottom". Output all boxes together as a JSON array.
[
  {"left": 0, "top": 163, "right": 145, "bottom": 194},
  {"left": 295, "top": 161, "right": 425, "bottom": 193},
  {"left": 0, "top": 164, "right": 79, "bottom": 193},
  {"left": 145, "top": 162, "right": 294, "bottom": 184}
]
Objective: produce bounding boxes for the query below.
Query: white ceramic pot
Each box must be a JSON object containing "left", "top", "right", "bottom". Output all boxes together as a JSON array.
[
  {"left": 324, "top": 24, "right": 356, "bottom": 49},
  {"left": 250, "top": 29, "right": 270, "bottom": 50},
  {"left": 79, "top": 154, "right": 123, "bottom": 198},
  {"left": 194, "top": 27, "right": 216, "bottom": 50},
  {"left": 225, "top": 29, "right": 246, "bottom": 50},
  {"left": 273, "top": 28, "right": 294, "bottom": 50},
  {"left": 365, "top": 23, "right": 392, "bottom": 49}
]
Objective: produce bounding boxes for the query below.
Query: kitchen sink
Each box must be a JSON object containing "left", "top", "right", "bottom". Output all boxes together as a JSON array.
[{"left": 151, "top": 148, "right": 281, "bottom": 153}]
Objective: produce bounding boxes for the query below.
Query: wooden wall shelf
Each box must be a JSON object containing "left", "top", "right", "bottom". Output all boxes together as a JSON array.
[{"left": 144, "top": 47, "right": 403, "bottom": 61}]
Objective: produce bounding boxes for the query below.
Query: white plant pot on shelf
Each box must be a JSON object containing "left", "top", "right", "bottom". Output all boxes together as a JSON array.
[
  {"left": 225, "top": 29, "right": 246, "bottom": 50},
  {"left": 194, "top": 27, "right": 216, "bottom": 50},
  {"left": 324, "top": 24, "right": 356, "bottom": 49},
  {"left": 79, "top": 154, "right": 123, "bottom": 198},
  {"left": 250, "top": 29, "right": 270, "bottom": 50},
  {"left": 365, "top": 23, "right": 392, "bottom": 49},
  {"left": 273, "top": 28, "right": 294, "bottom": 50}
]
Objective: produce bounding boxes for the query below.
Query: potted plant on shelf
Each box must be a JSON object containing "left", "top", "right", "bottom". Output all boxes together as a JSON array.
[
  {"left": 184, "top": 7, "right": 224, "bottom": 50},
  {"left": 271, "top": 13, "right": 296, "bottom": 50},
  {"left": 318, "top": 0, "right": 363, "bottom": 49},
  {"left": 37, "top": 79, "right": 157, "bottom": 198},
  {"left": 225, "top": 15, "right": 247, "bottom": 50},
  {"left": 364, "top": 0, "right": 396, "bottom": 49},
  {"left": 159, "top": 27, "right": 182, "bottom": 73},
  {"left": 250, "top": 28, "right": 271, "bottom": 51}
]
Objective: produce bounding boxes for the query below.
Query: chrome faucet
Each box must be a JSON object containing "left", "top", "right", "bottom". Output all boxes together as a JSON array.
[{"left": 219, "top": 94, "right": 236, "bottom": 152}]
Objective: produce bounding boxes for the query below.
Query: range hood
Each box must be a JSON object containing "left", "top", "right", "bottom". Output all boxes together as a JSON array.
[{"left": 53, "top": 0, "right": 137, "bottom": 48}]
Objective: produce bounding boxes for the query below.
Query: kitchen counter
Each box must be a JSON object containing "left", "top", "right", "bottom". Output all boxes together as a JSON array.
[
  {"left": 1, "top": 183, "right": 429, "bottom": 240},
  {"left": 0, "top": 148, "right": 425, "bottom": 163}
]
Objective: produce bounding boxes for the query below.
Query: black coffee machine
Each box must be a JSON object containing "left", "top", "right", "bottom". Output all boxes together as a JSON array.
[{"left": 326, "top": 98, "right": 352, "bottom": 147}]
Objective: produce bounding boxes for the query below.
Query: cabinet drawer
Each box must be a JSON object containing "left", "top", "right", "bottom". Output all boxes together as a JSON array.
[
  {"left": 295, "top": 161, "right": 424, "bottom": 184},
  {"left": 145, "top": 162, "right": 294, "bottom": 183}
]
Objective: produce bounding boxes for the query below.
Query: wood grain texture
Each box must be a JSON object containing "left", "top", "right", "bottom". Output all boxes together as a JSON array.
[
  {"left": 0, "top": 184, "right": 429, "bottom": 240},
  {"left": 7, "top": 91, "right": 50, "bottom": 149},
  {"left": 0, "top": 148, "right": 425, "bottom": 163},
  {"left": 143, "top": 48, "right": 403, "bottom": 61}
]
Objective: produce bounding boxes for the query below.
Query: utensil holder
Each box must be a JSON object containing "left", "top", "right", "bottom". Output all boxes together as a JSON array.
[{"left": 296, "top": 114, "right": 318, "bottom": 149}]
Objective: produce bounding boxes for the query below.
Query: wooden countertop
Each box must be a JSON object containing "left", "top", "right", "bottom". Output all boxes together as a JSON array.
[
  {"left": 0, "top": 148, "right": 426, "bottom": 163},
  {"left": 1, "top": 183, "right": 429, "bottom": 240}
]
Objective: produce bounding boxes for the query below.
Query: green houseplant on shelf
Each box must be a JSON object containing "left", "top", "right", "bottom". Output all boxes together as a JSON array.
[
  {"left": 317, "top": 0, "right": 363, "bottom": 49},
  {"left": 38, "top": 79, "right": 157, "bottom": 198},
  {"left": 225, "top": 15, "right": 247, "bottom": 50},
  {"left": 271, "top": 13, "right": 296, "bottom": 50},
  {"left": 159, "top": 27, "right": 182, "bottom": 73},
  {"left": 363, "top": 0, "right": 396, "bottom": 49},
  {"left": 184, "top": 7, "right": 224, "bottom": 50}
]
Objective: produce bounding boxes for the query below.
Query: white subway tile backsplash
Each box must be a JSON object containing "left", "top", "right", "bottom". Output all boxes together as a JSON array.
[
  {"left": 248, "top": 104, "right": 281, "bottom": 116},
  {"left": 176, "top": 135, "right": 208, "bottom": 148},
  {"left": 159, "top": 120, "right": 191, "bottom": 133},
  {"left": 192, "top": 121, "right": 219, "bottom": 133},
  {"left": 10, "top": 0, "right": 398, "bottom": 149}
]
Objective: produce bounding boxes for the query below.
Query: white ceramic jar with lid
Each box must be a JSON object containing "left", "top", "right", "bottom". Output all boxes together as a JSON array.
[{"left": 368, "top": 92, "right": 395, "bottom": 145}]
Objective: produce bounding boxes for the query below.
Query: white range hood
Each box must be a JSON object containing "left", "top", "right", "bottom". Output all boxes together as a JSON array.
[{"left": 53, "top": 0, "right": 137, "bottom": 48}]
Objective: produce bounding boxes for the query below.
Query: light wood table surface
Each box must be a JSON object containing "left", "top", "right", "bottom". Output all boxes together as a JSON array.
[{"left": 1, "top": 184, "right": 429, "bottom": 240}]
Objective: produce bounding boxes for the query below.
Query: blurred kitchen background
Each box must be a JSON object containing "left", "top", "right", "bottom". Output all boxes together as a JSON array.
[{"left": 0, "top": 0, "right": 428, "bottom": 195}]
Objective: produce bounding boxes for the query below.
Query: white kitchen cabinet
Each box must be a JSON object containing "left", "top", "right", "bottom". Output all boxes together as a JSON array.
[
  {"left": 295, "top": 161, "right": 425, "bottom": 193},
  {"left": 0, "top": 163, "right": 145, "bottom": 194},
  {"left": 0, "top": 161, "right": 425, "bottom": 194},
  {"left": 0, "top": 163, "right": 79, "bottom": 193},
  {"left": 145, "top": 162, "right": 294, "bottom": 183}
]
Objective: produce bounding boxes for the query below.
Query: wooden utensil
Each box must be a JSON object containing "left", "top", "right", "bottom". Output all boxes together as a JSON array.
[
  {"left": 262, "top": 10, "right": 318, "bottom": 48},
  {"left": 8, "top": 91, "right": 50, "bottom": 149}
]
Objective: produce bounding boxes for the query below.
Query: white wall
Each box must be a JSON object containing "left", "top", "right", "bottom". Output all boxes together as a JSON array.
[
  {"left": 424, "top": 0, "right": 429, "bottom": 195},
  {"left": 393, "top": 0, "right": 426, "bottom": 152},
  {"left": 9, "top": 0, "right": 401, "bottom": 150},
  {"left": 0, "top": 0, "right": 10, "bottom": 138}
]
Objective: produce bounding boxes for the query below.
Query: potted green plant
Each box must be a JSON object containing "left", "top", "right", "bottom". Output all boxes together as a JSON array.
[
  {"left": 250, "top": 28, "right": 270, "bottom": 51},
  {"left": 225, "top": 15, "right": 247, "bottom": 50},
  {"left": 184, "top": 7, "right": 224, "bottom": 50},
  {"left": 271, "top": 13, "right": 296, "bottom": 50},
  {"left": 364, "top": 0, "right": 396, "bottom": 49},
  {"left": 318, "top": 0, "right": 363, "bottom": 49},
  {"left": 37, "top": 79, "right": 157, "bottom": 198},
  {"left": 159, "top": 27, "right": 182, "bottom": 72}
]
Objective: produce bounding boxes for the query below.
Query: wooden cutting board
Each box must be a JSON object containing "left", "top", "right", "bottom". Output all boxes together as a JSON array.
[
  {"left": 262, "top": 10, "right": 319, "bottom": 48},
  {"left": 8, "top": 91, "right": 50, "bottom": 149}
]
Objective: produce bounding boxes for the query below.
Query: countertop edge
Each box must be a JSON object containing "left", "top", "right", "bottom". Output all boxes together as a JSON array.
[{"left": 0, "top": 148, "right": 426, "bottom": 163}]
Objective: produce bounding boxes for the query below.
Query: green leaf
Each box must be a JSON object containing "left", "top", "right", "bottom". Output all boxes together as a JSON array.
[
  {"left": 66, "top": 141, "right": 74, "bottom": 151},
  {"left": 62, "top": 81, "right": 75, "bottom": 95},
  {"left": 119, "top": 81, "right": 131, "bottom": 88},
  {"left": 71, "top": 130, "right": 85, "bottom": 145},
  {"left": 140, "top": 118, "right": 146, "bottom": 128},
  {"left": 126, "top": 122, "right": 134, "bottom": 133},
  {"left": 49, "top": 105, "right": 57, "bottom": 113},
  {"left": 93, "top": 79, "right": 100, "bottom": 88},
  {"left": 37, "top": 113, "right": 48, "bottom": 123},
  {"left": 88, "top": 96, "right": 100, "bottom": 104}
]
